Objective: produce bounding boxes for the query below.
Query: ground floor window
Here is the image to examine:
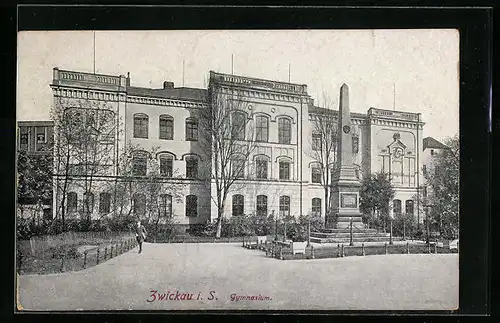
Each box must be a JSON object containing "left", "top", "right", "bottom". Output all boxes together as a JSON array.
[
  {"left": 133, "top": 193, "right": 146, "bottom": 217},
  {"left": 405, "top": 200, "right": 414, "bottom": 215},
  {"left": 186, "top": 195, "right": 197, "bottom": 217},
  {"left": 256, "top": 195, "right": 267, "bottom": 217},
  {"left": 99, "top": 192, "right": 111, "bottom": 214},
  {"left": 232, "top": 194, "right": 244, "bottom": 216},
  {"left": 67, "top": 192, "right": 77, "bottom": 213},
  {"left": 312, "top": 198, "right": 321, "bottom": 216},
  {"left": 279, "top": 196, "right": 290, "bottom": 217},
  {"left": 393, "top": 199, "right": 402, "bottom": 216},
  {"left": 159, "top": 194, "right": 173, "bottom": 217}
]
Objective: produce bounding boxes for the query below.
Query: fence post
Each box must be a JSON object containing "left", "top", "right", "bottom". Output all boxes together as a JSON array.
[
  {"left": 434, "top": 242, "right": 438, "bottom": 254},
  {"left": 60, "top": 256, "right": 64, "bottom": 272},
  {"left": 427, "top": 242, "right": 431, "bottom": 254},
  {"left": 242, "top": 236, "right": 245, "bottom": 247},
  {"left": 83, "top": 251, "right": 88, "bottom": 269},
  {"left": 341, "top": 244, "right": 345, "bottom": 257},
  {"left": 279, "top": 246, "right": 283, "bottom": 260},
  {"left": 96, "top": 249, "right": 100, "bottom": 264},
  {"left": 337, "top": 244, "right": 341, "bottom": 257},
  {"left": 362, "top": 243, "right": 365, "bottom": 256},
  {"left": 104, "top": 247, "right": 108, "bottom": 260},
  {"left": 384, "top": 243, "right": 388, "bottom": 255},
  {"left": 406, "top": 241, "right": 410, "bottom": 254},
  {"left": 311, "top": 245, "right": 315, "bottom": 259}
]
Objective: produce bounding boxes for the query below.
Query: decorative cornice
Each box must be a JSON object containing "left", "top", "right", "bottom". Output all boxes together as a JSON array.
[
  {"left": 218, "top": 87, "right": 302, "bottom": 103},
  {"left": 51, "top": 86, "right": 126, "bottom": 102},
  {"left": 126, "top": 95, "right": 206, "bottom": 109}
]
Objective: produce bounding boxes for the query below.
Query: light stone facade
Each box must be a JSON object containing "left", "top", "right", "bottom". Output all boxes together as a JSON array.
[{"left": 50, "top": 68, "right": 425, "bottom": 228}]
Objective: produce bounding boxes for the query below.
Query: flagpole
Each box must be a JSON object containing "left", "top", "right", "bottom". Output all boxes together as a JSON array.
[
  {"left": 93, "top": 31, "right": 96, "bottom": 74},
  {"left": 231, "top": 54, "right": 234, "bottom": 75},
  {"left": 393, "top": 82, "right": 396, "bottom": 111},
  {"left": 182, "top": 60, "right": 185, "bottom": 87},
  {"left": 288, "top": 63, "right": 291, "bottom": 83}
]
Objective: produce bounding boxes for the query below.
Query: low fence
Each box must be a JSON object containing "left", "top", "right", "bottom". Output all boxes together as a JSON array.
[{"left": 242, "top": 240, "right": 457, "bottom": 260}]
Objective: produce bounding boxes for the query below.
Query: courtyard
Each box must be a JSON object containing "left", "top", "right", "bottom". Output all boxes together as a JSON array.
[{"left": 18, "top": 242, "right": 458, "bottom": 311}]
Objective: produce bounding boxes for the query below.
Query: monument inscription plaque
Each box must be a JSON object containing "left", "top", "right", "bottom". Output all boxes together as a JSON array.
[{"left": 340, "top": 193, "right": 358, "bottom": 208}]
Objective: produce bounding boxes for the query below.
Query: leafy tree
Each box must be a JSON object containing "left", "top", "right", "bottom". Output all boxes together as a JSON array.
[{"left": 359, "top": 172, "right": 395, "bottom": 231}]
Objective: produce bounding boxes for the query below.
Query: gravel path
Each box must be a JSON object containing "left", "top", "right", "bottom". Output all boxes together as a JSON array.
[{"left": 18, "top": 242, "right": 458, "bottom": 311}]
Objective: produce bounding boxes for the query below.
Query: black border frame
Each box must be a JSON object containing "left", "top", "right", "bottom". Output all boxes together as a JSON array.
[{"left": 4, "top": 3, "right": 493, "bottom": 322}]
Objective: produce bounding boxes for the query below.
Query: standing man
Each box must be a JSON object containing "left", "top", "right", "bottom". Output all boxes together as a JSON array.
[{"left": 135, "top": 220, "right": 147, "bottom": 254}]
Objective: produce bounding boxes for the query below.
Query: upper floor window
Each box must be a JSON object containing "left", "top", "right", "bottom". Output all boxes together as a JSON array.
[
  {"left": 311, "top": 167, "right": 322, "bottom": 184},
  {"left": 255, "top": 115, "right": 269, "bottom": 142},
  {"left": 185, "top": 156, "right": 199, "bottom": 178},
  {"left": 159, "top": 194, "right": 173, "bottom": 217},
  {"left": 278, "top": 117, "right": 291, "bottom": 144},
  {"left": 405, "top": 200, "right": 414, "bottom": 215},
  {"left": 279, "top": 159, "right": 290, "bottom": 180},
  {"left": 159, "top": 115, "right": 174, "bottom": 140},
  {"left": 256, "top": 195, "right": 268, "bottom": 217},
  {"left": 232, "top": 194, "right": 244, "bottom": 216},
  {"left": 159, "top": 154, "right": 173, "bottom": 177},
  {"left": 232, "top": 158, "right": 245, "bottom": 179},
  {"left": 312, "top": 132, "right": 322, "bottom": 151},
  {"left": 279, "top": 195, "right": 290, "bottom": 217},
  {"left": 231, "top": 112, "right": 246, "bottom": 140},
  {"left": 393, "top": 199, "right": 402, "bottom": 215},
  {"left": 255, "top": 156, "right": 268, "bottom": 179},
  {"left": 185, "top": 118, "right": 198, "bottom": 141},
  {"left": 132, "top": 151, "right": 148, "bottom": 176},
  {"left": 312, "top": 198, "right": 322, "bottom": 216},
  {"left": 99, "top": 192, "right": 111, "bottom": 214},
  {"left": 133, "top": 114, "right": 149, "bottom": 138},
  {"left": 186, "top": 195, "right": 197, "bottom": 217},
  {"left": 67, "top": 192, "right": 78, "bottom": 213}
]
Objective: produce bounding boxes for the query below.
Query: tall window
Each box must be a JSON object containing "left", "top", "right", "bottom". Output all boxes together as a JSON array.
[
  {"left": 312, "top": 132, "right": 322, "bottom": 151},
  {"left": 278, "top": 118, "right": 291, "bottom": 144},
  {"left": 186, "top": 195, "right": 197, "bottom": 217},
  {"left": 231, "top": 112, "right": 246, "bottom": 140},
  {"left": 312, "top": 167, "right": 322, "bottom": 183},
  {"left": 279, "top": 160, "right": 290, "bottom": 180},
  {"left": 36, "top": 127, "right": 46, "bottom": 143},
  {"left": 20, "top": 133, "right": 28, "bottom": 145},
  {"left": 133, "top": 151, "right": 148, "bottom": 176},
  {"left": 186, "top": 156, "right": 198, "bottom": 178},
  {"left": 232, "top": 194, "right": 244, "bottom": 216},
  {"left": 133, "top": 193, "right": 146, "bottom": 217},
  {"left": 393, "top": 199, "right": 402, "bottom": 215},
  {"left": 255, "top": 115, "right": 269, "bottom": 142},
  {"left": 312, "top": 198, "right": 322, "bottom": 216},
  {"left": 67, "top": 192, "right": 77, "bottom": 213},
  {"left": 405, "top": 200, "right": 414, "bottom": 215},
  {"left": 279, "top": 196, "right": 290, "bottom": 217},
  {"left": 159, "top": 155, "right": 173, "bottom": 177},
  {"left": 99, "top": 192, "right": 111, "bottom": 214},
  {"left": 185, "top": 118, "right": 198, "bottom": 141},
  {"left": 133, "top": 114, "right": 149, "bottom": 138},
  {"left": 255, "top": 156, "right": 268, "bottom": 179},
  {"left": 256, "top": 195, "right": 268, "bottom": 217},
  {"left": 83, "top": 192, "right": 94, "bottom": 214},
  {"left": 159, "top": 194, "right": 173, "bottom": 217},
  {"left": 159, "top": 115, "right": 174, "bottom": 140},
  {"left": 232, "top": 158, "right": 245, "bottom": 179}
]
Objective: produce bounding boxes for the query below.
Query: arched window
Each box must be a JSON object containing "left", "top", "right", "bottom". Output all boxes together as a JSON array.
[
  {"left": 279, "top": 159, "right": 291, "bottom": 180},
  {"left": 159, "top": 194, "right": 173, "bottom": 217},
  {"left": 278, "top": 117, "right": 291, "bottom": 144},
  {"left": 159, "top": 154, "right": 173, "bottom": 177},
  {"left": 185, "top": 156, "right": 199, "bottom": 178},
  {"left": 185, "top": 118, "right": 198, "bottom": 141},
  {"left": 255, "top": 156, "right": 269, "bottom": 179},
  {"left": 99, "top": 192, "right": 111, "bottom": 214},
  {"left": 312, "top": 198, "right": 322, "bottom": 216},
  {"left": 312, "top": 132, "right": 322, "bottom": 151},
  {"left": 255, "top": 115, "right": 269, "bottom": 142},
  {"left": 67, "top": 192, "right": 78, "bottom": 213},
  {"left": 405, "top": 200, "right": 414, "bottom": 215},
  {"left": 232, "top": 194, "right": 244, "bottom": 216},
  {"left": 133, "top": 113, "right": 149, "bottom": 138},
  {"left": 231, "top": 111, "right": 246, "bottom": 140},
  {"left": 393, "top": 199, "right": 402, "bottom": 216},
  {"left": 186, "top": 195, "right": 197, "bottom": 217},
  {"left": 232, "top": 157, "right": 245, "bottom": 179},
  {"left": 132, "top": 151, "right": 148, "bottom": 176},
  {"left": 83, "top": 192, "right": 94, "bottom": 214},
  {"left": 133, "top": 193, "right": 146, "bottom": 217},
  {"left": 256, "top": 195, "right": 268, "bottom": 217},
  {"left": 311, "top": 166, "right": 321, "bottom": 183},
  {"left": 279, "top": 196, "right": 290, "bottom": 217},
  {"left": 159, "top": 115, "right": 174, "bottom": 140}
]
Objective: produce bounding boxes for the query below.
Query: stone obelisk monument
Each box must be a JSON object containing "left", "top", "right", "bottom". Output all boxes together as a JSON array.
[{"left": 328, "top": 84, "right": 364, "bottom": 229}]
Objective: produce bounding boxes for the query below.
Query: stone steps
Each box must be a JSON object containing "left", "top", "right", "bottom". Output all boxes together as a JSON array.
[
  {"left": 317, "top": 228, "right": 378, "bottom": 234},
  {"left": 310, "top": 232, "right": 390, "bottom": 239},
  {"left": 310, "top": 236, "right": 394, "bottom": 243}
]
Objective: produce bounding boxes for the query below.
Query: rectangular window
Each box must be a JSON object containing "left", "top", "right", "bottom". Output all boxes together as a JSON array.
[
  {"left": 312, "top": 133, "right": 322, "bottom": 151},
  {"left": 185, "top": 119, "right": 198, "bottom": 141},
  {"left": 133, "top": 194, "right": 146, "bottom": 217},
  {"left": 312, "top": 198, "right": 322, "bottom": 216},
  {"left": 160, "top": 156, "right": 173, "bottom": 177},
  {"left": 159, "top": 194, "right": 173, "bottom": 217},
  {"left": 279, "top": 161, "right": 290, "bottom": 180},
  {"left": 133, "top": 154, "right": 147, "bottom": 176},
  {"left": 231, "top": 113, "right": 246, "bottom": 140},
  {"left": 255, "top": 116, "right": 269, "bottom": 142},
  {"left": 232, "top": 195, "right": 244, "bottom": 216},
  {"left": 36, "top": 127, "right": 46, "bottom": 144},
  {"left": 256, "top": 195, "right": 268, "bottom": 217},
  {"left": 232, "top": 159, "right": 245, "bottom": 179},
  {"left": 312, "top": 167, "right": 322, "bottom": 184},
  {"left": 186, "top": 195, "right": 197, "bottom": 217},
  {"left": 256, "top": 158, "right": 268, "bottom": 179},
  {"left": 134, "top": 115, "right": 149, "bottom": 138},
  {"left": 405, "top": 200, "right": 414, "bottom": 215},
  {"left": 20, "top": 133, "right": 28, "bottom": 145},
  {"left": 393, "top": 199, "right": 402, "bottom": 215},
  {"left": 159, "top": 117, "right": 174, "bottom": 140},
  {"left": 67, "top": 192, "right": 77, "bottom": 213},
  {"left": 186, "top": 157, "right": 198, "bottom": 178},
  {"left": 279, "top": 196, "right": 290, "bottom": 217},
  {"left": 99, "top": 193, "right": 111, "bottom": 214},
  {"left": 278, "top": 118, "right": 291, "bottom": 144}
]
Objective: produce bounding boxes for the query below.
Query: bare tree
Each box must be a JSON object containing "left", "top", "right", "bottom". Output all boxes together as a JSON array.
[
  {"left": 199, "top": 82, "right": 256, "bottom": 238},
  {"left": 307, "top": 94, "right": 339, "bottom": 226}
]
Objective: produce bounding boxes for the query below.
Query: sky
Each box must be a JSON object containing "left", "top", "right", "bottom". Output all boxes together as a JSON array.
[{"left": 17, "top": 30, "right": 459, "bottom": 141}]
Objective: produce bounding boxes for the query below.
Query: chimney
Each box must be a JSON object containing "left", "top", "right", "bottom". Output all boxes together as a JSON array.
[{"left": 163, "top": 81, "right": 174, "bottom": 89}]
